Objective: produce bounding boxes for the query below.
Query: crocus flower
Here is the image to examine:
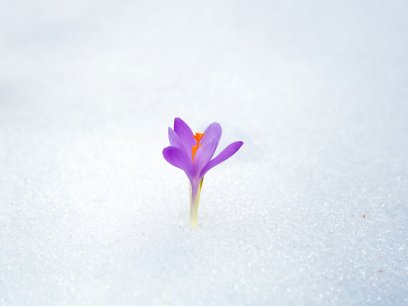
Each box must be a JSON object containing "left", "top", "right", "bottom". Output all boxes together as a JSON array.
[{"left": 163, "top": 117, "right": 244, "bottom": 228}]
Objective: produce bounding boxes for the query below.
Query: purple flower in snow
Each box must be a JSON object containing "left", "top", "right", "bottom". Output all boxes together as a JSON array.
[{"left": 163, "top": 117, "right": 244, "bottom": 228}]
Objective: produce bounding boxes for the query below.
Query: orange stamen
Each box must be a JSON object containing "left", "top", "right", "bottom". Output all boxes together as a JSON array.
[{"left": 192, "top": 132, "right": 204, "bottom": 160}]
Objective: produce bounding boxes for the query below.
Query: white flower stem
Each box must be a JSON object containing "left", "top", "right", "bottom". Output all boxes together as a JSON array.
[{"left": 190, "top": 178, "right": 204, "bottom": 229}]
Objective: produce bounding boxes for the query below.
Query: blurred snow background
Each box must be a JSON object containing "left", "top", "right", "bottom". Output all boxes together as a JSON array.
[{"left": 0, "top": 0, "right": 407, "bottom": 305}]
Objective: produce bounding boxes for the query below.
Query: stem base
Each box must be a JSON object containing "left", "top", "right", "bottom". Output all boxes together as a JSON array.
[{"left": 190, "top": 178, "right": 204, "bottom": 229}]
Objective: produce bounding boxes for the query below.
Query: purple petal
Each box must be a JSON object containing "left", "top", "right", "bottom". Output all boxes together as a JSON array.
[
  {"left": 168, "top": 127, "right": 182, "bottom": 149},
  {"left": 200, "top": 141, "right": 244, "bottom": 177},
  {"left": 163, "top": 146, "right": 193, "bottom": 177},
  {"left": 201, "top": 122, "right": 222, "bottom": 148},
  {"left": 193, "top": 122, "right": 222, "bottom": 174},
  {"left": 174, "top": 118, "right": 195, "bottom": 160},
  {"left": 194, "top": 139, "right": 218, "bottom": 176}
]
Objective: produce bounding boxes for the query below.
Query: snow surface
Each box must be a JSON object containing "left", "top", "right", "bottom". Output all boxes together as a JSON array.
[{"left": 1, "top": 0, "right": 407, "bottom": 305}]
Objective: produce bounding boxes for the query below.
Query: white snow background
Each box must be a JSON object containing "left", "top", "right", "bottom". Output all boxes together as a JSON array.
[{"left": 0, "top": 0, "right": 407, "bottom": 305}]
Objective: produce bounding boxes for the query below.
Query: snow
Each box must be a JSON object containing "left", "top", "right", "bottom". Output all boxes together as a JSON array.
[{"left": 1, "top": 0, "right": 407, "bottom": 305}]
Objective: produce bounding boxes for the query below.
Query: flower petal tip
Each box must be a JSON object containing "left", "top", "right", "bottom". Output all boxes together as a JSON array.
[{"left": 174, "top": 117, "right": 187, "bottom": 129}]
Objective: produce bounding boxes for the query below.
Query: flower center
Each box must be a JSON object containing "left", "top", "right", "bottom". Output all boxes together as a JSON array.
[{"left": 192, "top": 132, "right": 204, "bottom": 160}]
